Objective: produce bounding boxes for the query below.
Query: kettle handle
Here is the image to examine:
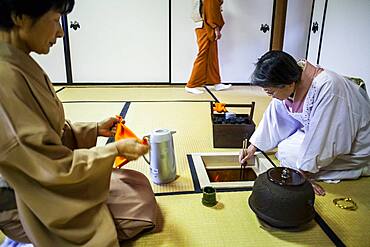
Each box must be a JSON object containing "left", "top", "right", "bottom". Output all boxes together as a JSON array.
[
  {"left": 142, "top": 134, "right": 150, "bottom": 165},
  {"left": 142, "top": 154, "right": 150, "bottom": 165}
]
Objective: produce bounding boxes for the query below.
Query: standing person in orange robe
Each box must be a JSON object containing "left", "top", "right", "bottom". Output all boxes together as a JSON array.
[{"left": 186, "top": 0, "right": 231, "bottom": 94}]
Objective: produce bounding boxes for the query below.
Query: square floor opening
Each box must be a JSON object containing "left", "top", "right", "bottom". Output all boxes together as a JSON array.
[{"left": 191, "top": 152, "right": 274, "bottom": 189}]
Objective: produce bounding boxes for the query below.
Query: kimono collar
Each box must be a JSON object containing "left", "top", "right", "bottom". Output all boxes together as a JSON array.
[
  {"left": 0, "top": 42, "right": 46, "bottom": 83},
  {"left": 286, "top": 61, "right": 323, "bottom": 113}
]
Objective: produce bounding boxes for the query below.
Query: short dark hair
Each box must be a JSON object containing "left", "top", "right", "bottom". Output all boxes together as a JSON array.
[
  {"left": 250, "top": 50, "right": 302, "bottom": 88},
  {"left": 0, "top": 0, "right": 74, "bottom": 30}
]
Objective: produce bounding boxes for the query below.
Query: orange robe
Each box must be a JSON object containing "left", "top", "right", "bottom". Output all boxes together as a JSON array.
[{"left": 187, "top": 0, "right": 225, "bottom": 88}]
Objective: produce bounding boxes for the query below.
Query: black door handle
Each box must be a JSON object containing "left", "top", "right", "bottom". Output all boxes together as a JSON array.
[
  {"left": 260, "top": 24, "right": 270, "bottom": 33},
  {"left": 70, "top": 21, "right": 80, "bottom": 30},
  {"left": 312, "top": 21, "right": 319, "bottom": 33}
]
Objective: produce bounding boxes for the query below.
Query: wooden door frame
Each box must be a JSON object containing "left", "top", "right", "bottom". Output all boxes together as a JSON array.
[{"left": 271, "top": 0, "right": 287, "bottom": 50}]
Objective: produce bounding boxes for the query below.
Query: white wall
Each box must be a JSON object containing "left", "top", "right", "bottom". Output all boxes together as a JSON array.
[
  {"left": 171, "top": 0, "right": 273, "bottom": 84},
  {"left": 319, "top": 0, "right": 370, "bottom": 96},
  {"left": 32, "top": 0, "right": 369, "bottom": 89},
  {"left": 218, "top": 0, "right": 273, "bottom": 83},
  {"left": 67, "top": 0, "right": 169, "bottom": 83},
  {"left": 283, "top": 0, "right": 313, "bottom": 60},
  {"left": 31, "top": 38, "right": 67, "bottom": 83},
  {"left": 170, "top": 0, "right": 198, "bottom": 84}
]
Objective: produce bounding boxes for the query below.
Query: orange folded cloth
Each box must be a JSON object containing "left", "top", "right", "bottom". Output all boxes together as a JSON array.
[
  {"left": 213, "top": 102, "right": 227, "bottom": 113},
  {"left": 113, "top": 116, "right": 148, "bottom": 169}
]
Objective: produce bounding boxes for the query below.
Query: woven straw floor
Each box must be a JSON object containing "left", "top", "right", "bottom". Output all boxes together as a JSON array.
[
  {"left": 1, "top": 86, "right": 367, "bottom": 246},
  {"left": 123, "top": 102, "right": 235, "bottom": 194},
  {"left": 125, "top": 191, "right": 334, "bottom": 247},
  {"left": 57, "top": 86, "right": 214, "bottom": 102},
  {"left": 314, "top": 177, "right": 370, "bottom": 247}
]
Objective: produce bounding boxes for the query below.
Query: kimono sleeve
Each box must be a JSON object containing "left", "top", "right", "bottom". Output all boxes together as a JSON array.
[
  {"left": 203, "top": 0, "right": 225, "bottom": 29},
  {"left": 0, "top": 72, "right": 118, "bottom": 187},
  {"left": 296, "top": 90, "right": 354, "bottom": 173},
  {"left": 61, "top": 120, "right": 98, "bottom": 150},
  {"left": 250, "top": 99, "right": 301, "bottom": 151}
]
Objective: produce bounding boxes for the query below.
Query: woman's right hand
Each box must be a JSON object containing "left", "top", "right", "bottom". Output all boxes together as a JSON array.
[
  {"left": 115, "top": 138, "right": 149, "bottom": 161},
  {"left": 239, "top": 144, "right": 257, "bottom": 165}
]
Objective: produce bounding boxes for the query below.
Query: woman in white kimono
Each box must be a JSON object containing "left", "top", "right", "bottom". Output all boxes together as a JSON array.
[
  {"left": 0, "top": 0, "right": 158, "bottom": 246},
  {"left": 239, "top": 51, "right": 370, "bottom": 195}
]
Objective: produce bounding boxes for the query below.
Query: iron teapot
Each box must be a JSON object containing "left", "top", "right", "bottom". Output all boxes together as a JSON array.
[{"left": 248, "top": 167, "right": 315, "bottom": 228}]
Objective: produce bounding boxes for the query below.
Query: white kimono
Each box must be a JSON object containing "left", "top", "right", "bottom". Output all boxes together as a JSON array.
[{"left": 250, "top": 70, "right": 370, "bottom": 180}]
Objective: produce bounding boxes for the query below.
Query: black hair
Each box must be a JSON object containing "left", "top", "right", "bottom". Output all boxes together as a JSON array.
[
  {"left": 0, "top": 0, "right": 74, "bottom": 30},
  {"left": 250, "top": 50, "right": 302, "bottom": 88}
]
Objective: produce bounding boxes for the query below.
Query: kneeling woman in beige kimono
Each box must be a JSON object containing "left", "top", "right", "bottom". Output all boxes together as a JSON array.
[{"left": 0, "top": 0, "right": 158, "bottom": 246}]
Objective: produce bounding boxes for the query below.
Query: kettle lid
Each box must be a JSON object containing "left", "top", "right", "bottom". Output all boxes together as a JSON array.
[
  {"left": 267, "top": 167, "right": 306, "bottom": 186},
  {"left": 150, "top": 128, "right": 173, "bottom": 143}
]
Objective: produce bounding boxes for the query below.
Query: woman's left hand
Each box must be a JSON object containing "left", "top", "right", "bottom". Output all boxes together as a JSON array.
[
  {"left": 97, "top": 117, "right": 119, "bottom": 137},
  {"left": 299, "top": 170, "right": 326, "bottom": 196},
  {"left": 214, "top": 27, "right": 222, "bottom": 40},
  {"left": 310, "top": 180, "right": 326, "bottom": 196}
]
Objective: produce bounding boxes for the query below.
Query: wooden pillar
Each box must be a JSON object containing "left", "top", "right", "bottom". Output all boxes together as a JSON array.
[{"left": 271, "top": 0, "right": 288, "bottom": 50}]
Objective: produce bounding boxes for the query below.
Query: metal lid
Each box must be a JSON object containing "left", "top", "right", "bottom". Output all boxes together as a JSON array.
[
  {"left": 267, "top": 167, "right": 305, "bottom": 186},
  {"left": 150, "top": 129, "right": 175, "bottom": 143}
]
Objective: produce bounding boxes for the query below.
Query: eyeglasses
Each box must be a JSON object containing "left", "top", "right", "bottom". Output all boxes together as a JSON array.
[{"left": 263, "top": 87, "right": 277, "bottom": 96}]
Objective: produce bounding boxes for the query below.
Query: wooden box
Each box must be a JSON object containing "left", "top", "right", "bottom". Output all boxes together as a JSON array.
[{"left": 211, "top": 102, "right": 256, "bottom": 148}]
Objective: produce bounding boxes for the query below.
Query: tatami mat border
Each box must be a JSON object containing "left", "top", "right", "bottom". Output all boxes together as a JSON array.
[
  {"left": 203, "top": 86, "right": 218, "bottom": 102},
  {"left": 314, "top": 214, "right": 346, "bottom": 247},
  {"left": 106, "top": 102, "right": 131, "bottom": 144},
  {"left": 62, "top": 101, "right": 128, "bottom": 104},
  {"left": 55, "top": 87, "right": 65, "bottom": 93},
  {"left": 187, "top": 154, "right": 202, "bottom": 194},
  {"left": 61, "top": 100, "right": 214, "bottom": 103}
]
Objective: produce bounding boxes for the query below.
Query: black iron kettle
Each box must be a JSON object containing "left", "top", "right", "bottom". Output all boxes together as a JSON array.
[{"left": 249, "top": 167, "right": 315, "bottom": 228}]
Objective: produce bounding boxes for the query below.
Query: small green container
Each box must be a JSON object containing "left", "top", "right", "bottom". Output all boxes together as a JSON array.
[{"left": 202, "top": 186, "right": 217, "bottom": 207}]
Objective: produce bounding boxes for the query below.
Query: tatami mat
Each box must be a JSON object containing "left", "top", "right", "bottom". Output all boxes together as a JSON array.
[
  {"left": 122, "top": 102, "right": 238, "bottom": 194},
  {"left": 208, "top": 86, "right": 271, "bottom": 125},
  {"left": 54, "top": 87, "right": 369, "bottom": 246},
  {"left": 314, "top": 177, "right": 370, "bottom": 247},
  {"left": 57, "top": 86, "right": 214, "bottom": 102},
  {"left": 125, "top": 191, "right": 334, "bottom": 247},
  {"left": 63, "top": 102, "right": 125, "bottom": 146}
]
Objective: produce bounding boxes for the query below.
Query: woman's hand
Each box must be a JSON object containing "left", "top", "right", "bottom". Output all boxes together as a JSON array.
[
  {"left": 115, "top": 138, "right": 149, "bottom": 161},
  {"left": 97, "top": 117, "right": 120, "bottom": 137},
  {"left": 299, "top": 170, "right": 326, "bottom": 196},
  {"left": 239, "top": 144, "right": 257, "bottom": 165},
  {"left": 310, "top": 180, "right": 326, "bottom": 196},
  {"left": 215, "top": 27, "right": 222, "bottom": 40}
]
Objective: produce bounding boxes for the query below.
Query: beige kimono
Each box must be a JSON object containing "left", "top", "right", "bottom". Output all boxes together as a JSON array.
[{"left": 0, "top": 43, "right": 157, "bottom": 246}]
